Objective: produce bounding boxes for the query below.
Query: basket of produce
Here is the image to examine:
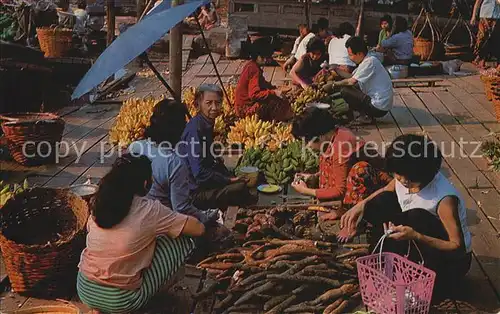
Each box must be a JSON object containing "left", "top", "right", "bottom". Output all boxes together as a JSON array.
[
  {"left": 0, "top": 187, "right": 89, "bottom": 298},
  {"left": 1, "top": 112, "right": 65, "bottom": 166},
  {"left": 357, "top": 233, "right": 435, "bottom": 314},
  {"left": 481, "top": 73, "right": 499, "bottom": 102},
  {"left": 36, "top": 26, "right": 73, "bottom": 58}
]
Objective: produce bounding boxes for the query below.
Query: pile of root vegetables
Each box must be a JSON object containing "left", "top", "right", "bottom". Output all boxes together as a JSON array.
[
  {"left": 232, "top": 206, "right": 339, "bottom": 244},
  {"left": 195, "top": 239, "right": 369, "bottom": 313}
]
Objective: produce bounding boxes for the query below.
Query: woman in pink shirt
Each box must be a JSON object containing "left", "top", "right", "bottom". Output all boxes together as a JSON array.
[{"left": 77, "top": 154, "right": 205, "bottom": 313}]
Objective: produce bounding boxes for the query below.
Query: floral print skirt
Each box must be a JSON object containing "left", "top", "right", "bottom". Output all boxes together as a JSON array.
[{"left": 342, "top": 161, "right": 392, "bottom": 208}]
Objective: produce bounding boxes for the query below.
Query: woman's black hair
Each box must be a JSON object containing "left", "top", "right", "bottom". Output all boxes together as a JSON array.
[
  {"left": 392, "top": 16, "right": 409, "bottom": 34},
  {"left": 337, "top": 22, "right": 355, "bottom": 38},
  {"left": 385, "top": 134, "right": 442, "bottom": 185},
  {"left": 380, "top": 14, "right": 393, "bottom": 28},
  {"left": 249, "top": 39, "right": 273, "bottom": 60},
  {"left": 317, "top": 17, "right": 329, "bottom": 31},
  {"left": 345, "top": 36, "right": 368, "bottom": 55},
  {"left": 144, "top": 98, "right": 187, "bottom": 146},
  {"left": 292, "top": 107, "right": 337, "bottom": 142},
  {"left": 92, "top": 154, "right": 152, "bottom": 229},
  {"left": 306, "top": 38, "right": 326, "bottom": 54}
]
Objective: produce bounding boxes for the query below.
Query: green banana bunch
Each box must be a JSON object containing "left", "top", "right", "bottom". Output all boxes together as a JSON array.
[{"left": 0, "top": 179, "right": 29, "bottom": 207}]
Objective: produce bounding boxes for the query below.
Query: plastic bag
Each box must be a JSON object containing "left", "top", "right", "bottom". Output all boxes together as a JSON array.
[{"left": 441, "top": 59, "right": 463, "bottom": 75}]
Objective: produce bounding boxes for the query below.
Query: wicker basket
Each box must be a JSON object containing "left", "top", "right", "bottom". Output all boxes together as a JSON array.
[
  {"left": 493, "top": 89, "right": 500, "bottom": 123},
  {"left": 413, "top": 37, "right": 443, "bottom": 61},
  {"left": 14, "top": 304, "right": 82, "bottom": 314},
  {"left": 482, "top": 75, "right": 499, "bottom": 101},
  {"left": 1, "top": 113, "right": 65, "bottom": 166},
  {"left": 36, "top": 27, "right": 73, "bottom": 58},
  {"left": 0, "top": 188, "right": 89, "bottom": 298}
]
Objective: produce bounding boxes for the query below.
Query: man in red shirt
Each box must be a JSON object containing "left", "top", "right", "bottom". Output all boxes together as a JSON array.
[{"left": 234, "top": 43, "right": 293, "bottom": 121}]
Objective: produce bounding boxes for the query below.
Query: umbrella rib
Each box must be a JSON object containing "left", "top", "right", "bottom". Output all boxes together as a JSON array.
[
  {"left": 141, "top": 53, "right": 192, "bottom": 119},
  {"left": 194, "top": 14, "right": 232, "bottom": 107}
]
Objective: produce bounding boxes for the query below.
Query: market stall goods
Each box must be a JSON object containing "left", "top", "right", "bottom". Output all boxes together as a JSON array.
[
  {"left": 0, "top": 179, "right": 28, "bottom": 207},
  {"left": 291, "top": 87, "right": 328, "bottom": 115},
  {"left": 195, "top": 235, "right": 366, "bottom": 313},
  {"left": 481, "top": 137, "right": 500, "bottom": 172},
  {"left": 1, "top": 112, "right": 65, "bottom": 166},
  {"left": 0, "top": 188, "right": 88, "bottom": 298},
  {"left": 236, "top": 140, "right": 319, "bottom": 185},
  {"left": 109, "top": 96, "right": 161, "bottom": 147}
]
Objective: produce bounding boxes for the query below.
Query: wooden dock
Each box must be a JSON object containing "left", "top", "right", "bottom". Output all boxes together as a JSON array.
[{"left": 1, "top": 58, "right": 500, "bottom": 313}]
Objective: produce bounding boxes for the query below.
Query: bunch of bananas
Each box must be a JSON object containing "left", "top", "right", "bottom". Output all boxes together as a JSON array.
[
  {"left": 109, "top": 96, "right": 163, "bottom": 148},
  {"left": 227, "top": 115, "right": 274, "bottom": 149},
  {"left": 324, "top": 92, "right": 350, "bottom": 118},
  {"left": 313, "top": 69, "right": 338, "bottom": 90},
  {"left": 291, "top": 87, "right": 328, "bottom": 115},
  {"left": 182, "top": 87, "right": 198, "bottom": 119},
  {"left": 236, "top": 140, "right": 319, "bottom": 185},
  {"left": 266, "top": 123, "right": 294, "bottom": 152},
  {"left": 0, "top": 179, "right": 28, "bottom": 207}
]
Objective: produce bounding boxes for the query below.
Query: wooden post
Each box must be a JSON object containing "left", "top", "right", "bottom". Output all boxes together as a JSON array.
[
  {"left": 304, "top": 0, "right": 311, "bottom": 28},
  {"left": 355, "top": 0, "right": 364, "bottom": 37},
  {"left": 169, "top": 0, "right": 184, "bottom": 97},
  {"left": 106, "top": 0, "right": 116, "bottom": 46}
]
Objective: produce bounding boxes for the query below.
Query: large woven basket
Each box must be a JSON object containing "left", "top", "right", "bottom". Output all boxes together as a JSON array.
[
  {"left": 493, "top": 88, "right": 500, "bottom": 123},
  {"left": 14, "top": 304, "right": 82, "bottom": 313},
  {"left": 1, "top": 113, "right": 65, "bottom": 166},
  {"left": 36, "top": 27, "right": 73, "bottom": 58},
  {"left": 413, "top": 37, "right": 443, "bottom": 61},
  {"left": 481, "top": 75, "right": 499, "bottom": 101},
  {"left": 0, "top": 188, "right": 89, "bottom": 298}
]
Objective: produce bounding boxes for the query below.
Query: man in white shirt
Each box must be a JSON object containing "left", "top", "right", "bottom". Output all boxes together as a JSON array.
[
  {"left": 283, "top": 24, "right": 316, "bottom": 71},
  {"left": 323, "top": 36, "right": 393, "bottom": 122}
]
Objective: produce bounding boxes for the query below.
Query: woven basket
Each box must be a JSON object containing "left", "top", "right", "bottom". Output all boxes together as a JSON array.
[
  {"left": 36, "top": 27, "right": 73, "bottom": 58},
  {"left": 0, "top": 188, "right": 89, "bottom": 298},
  {"left": 1, "top": 113, "right": 65, "bottom": 166},
  {"left": 493, "top": 89, "right": 500, "bottom": 123},
  {"left": 413, "top": 37, "right": 442, "bottom": 61},
  {"left": 14, "top": 304, "right": 82, "bottom": 314},
  {"left": 482, "top": 75, "right": 499, "bottom": 101}
]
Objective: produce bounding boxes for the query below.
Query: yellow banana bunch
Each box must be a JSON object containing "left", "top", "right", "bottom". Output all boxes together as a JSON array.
[
  {"left": 227, "top": 115, "right": 294, "bottom": 150},
  {"left": 182, "top": 87, "right": 198, "bottom": 118},
  {"left": 291, "top": 87, "right": 328, "bottom": 115},
  {"left": 0, "top": 179, "right": 28, "bottom": 207},
  {"left": 109, "top": 96, "right": 163, "bottom": 148},
  {"left": 266, "top": 123, "right": 294, "bottom": 151}
]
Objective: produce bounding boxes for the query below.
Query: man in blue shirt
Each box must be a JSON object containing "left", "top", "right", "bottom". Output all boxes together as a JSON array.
[{"left": 178, "top": 84, "right": 257, "bottom": 210}]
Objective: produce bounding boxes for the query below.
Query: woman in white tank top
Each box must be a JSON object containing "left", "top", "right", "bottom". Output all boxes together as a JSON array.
[{"left": 339, "top": 134, "right": 472, "bottom": 299}]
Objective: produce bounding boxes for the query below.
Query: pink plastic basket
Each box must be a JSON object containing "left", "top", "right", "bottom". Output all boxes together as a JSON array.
[{"left": 356, "top": 235, "right": 436, "bottom": 314}]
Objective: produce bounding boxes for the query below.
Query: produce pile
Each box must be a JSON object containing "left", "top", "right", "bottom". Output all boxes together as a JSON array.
[
  {"left": 0, "top": 179, "right": 29, "bottom": 207},
  {"left": 482, "top": 138, "right": 500, "bottom": 171},
  {"left": 195, "top": 237, "right": 366, "bottom": 313},
  {"left": 109, "top": 96, "right": 161, "bottom": 147},
  {"left": 0, "top": 6, "right": 18, "bottom": 41},
  {"left": 227, "top": 115, "right": 294, "bottom": 150},
  {"left": 236, "top": 140, "right": 319, "bottom": 185},
  {"left": 290, "top": 87, "right": 328, "bottom": 115}
]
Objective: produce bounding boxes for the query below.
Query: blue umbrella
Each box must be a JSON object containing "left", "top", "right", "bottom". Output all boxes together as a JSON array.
[{"left": 71, "top": 0, "right": 209, "bottom": 100}]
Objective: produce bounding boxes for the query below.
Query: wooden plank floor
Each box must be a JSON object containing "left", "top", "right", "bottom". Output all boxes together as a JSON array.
[{"left": 1, "top": 59, "right": 500, "bottom": 313}]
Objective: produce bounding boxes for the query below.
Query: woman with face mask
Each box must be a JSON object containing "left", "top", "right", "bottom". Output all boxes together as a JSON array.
[
  {"left": 339, "top": 134, "right": 472, "bottom": 298},
  {"left": 77, "top": 154, "right": 205, "bottom": 313}
]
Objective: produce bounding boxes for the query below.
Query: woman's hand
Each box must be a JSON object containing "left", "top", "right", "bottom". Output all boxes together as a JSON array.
[
  {"left": 470, "top": 16, "right": 477, "bottom": 26},
  {"left": 294, "top": 172, "right": 313, "bottom": 182},
  {"left": 291, "top": 180, "right": 315, "bottom": 196},
  {"left": 385, "top": 222, "right": 420, "bottom": 241},
  {"left": 339, "top": 203, "right": 365, "bottom": 235}
]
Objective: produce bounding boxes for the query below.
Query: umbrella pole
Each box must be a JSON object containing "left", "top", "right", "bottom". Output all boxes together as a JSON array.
[
  {"left": 194, "top": 15, "right": 232, "bottom": 107},
  {"left": 141, "top": 53, "right": 192, "bottom": 119}
]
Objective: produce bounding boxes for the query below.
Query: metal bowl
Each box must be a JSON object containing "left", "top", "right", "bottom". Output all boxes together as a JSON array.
[
  {"left": 69, "top": 184, "right": 98, "bottom": 201},
  {"left": 306, "top": 102, "right": 330, "bottom": 109}
]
